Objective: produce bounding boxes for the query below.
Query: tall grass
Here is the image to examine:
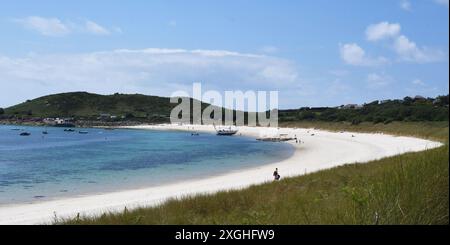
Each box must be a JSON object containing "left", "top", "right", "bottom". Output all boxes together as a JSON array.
[{"left": 57, "top": 122, "right": 449, "bottom": 225}]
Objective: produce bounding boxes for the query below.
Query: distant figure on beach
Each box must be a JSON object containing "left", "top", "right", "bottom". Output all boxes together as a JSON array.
[{"left": 273, "top": 168, "right": 281, "bottom": 181}]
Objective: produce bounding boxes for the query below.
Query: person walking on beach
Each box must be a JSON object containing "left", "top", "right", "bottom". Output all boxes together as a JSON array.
[{"left": 273, "top": 168, "right": 280, "bottom": 181}]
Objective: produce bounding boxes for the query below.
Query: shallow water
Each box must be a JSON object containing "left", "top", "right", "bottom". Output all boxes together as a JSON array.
[{"left": 0, "top": 125, "right": 294, "bottom": 205}]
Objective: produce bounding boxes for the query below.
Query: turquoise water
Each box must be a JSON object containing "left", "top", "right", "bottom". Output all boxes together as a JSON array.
[{"left": 0, "top": 125, "right": 294, "bottom": 205}]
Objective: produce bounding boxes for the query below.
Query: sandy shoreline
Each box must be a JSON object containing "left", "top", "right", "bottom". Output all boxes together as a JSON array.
[{"left": 0, "top": 124, "right": 443, "bottom": 225}]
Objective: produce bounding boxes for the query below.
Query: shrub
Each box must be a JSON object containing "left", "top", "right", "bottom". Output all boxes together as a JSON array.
[
  {"left": 373, "top": 117, "right": 385, "bottom": 124},
  {"left": 351, "top": 119, "right": 362, "bottom": 125}
]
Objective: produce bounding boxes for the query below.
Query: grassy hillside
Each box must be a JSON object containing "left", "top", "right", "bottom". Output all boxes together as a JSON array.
[
  {"left": 57, "top": 122, "right": 448, "bottom": 225},
  {"left": 1, "top": 93, "right": 448, "bottom": 126},
  {"left": 279, "top": 95, "right": 449, "bottom": 124},
  {"left": 2, "top": 92, "right": 176, "bottom": 120},
  {"left": 0, "top": 92, "right": 240, "bottom": 125}
]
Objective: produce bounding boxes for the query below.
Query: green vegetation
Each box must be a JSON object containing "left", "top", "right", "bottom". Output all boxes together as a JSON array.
[
  {"left": 2, "top": 93, "right": 448, "bottom": 126},
  {"left": 279, "top": 95, "right": 449, "bottom": 124},
  {"left": 3, "top": 92, "right": 448, "bottom": 224},
  {"left": 57, "top": 122, "right": 448, "bottom": 225},
  {"left": 1, "top": 92, "right": 235, "bottom": 125},
  {"left": 3, "top": 92, "right": 176, "bottom": 122}
]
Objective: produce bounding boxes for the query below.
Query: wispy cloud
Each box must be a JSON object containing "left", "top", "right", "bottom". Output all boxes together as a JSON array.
[
  {"left": 339, "top": 43, "right": 388, "bottom": 66},
  {"left": 14, "top": 16, "right": 116, "bottom": 37},
  {"left": 84, "top": 20, "right": 111, "bottom": 35},
  {"left": 0, "top": 48, "right": 304, "bottom": 107},
  {"left": 14, "top": 16, "right": 70, "bottom": 37},
  {"left": 366, "top": 73, "right": 394, "bottom": 89}
]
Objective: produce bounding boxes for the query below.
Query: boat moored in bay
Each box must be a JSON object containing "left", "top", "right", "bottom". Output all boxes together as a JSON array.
[{"left": 213, "top": 124, "right": 238, "bottom": 136}]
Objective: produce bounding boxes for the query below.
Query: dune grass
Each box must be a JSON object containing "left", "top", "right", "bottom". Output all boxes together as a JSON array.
[{"left": 57, "top": 122, "right": 449, "bottom": 225}]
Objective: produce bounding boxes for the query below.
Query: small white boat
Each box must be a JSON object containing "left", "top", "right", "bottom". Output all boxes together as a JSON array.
[{"left": 213, "top": 124, "right": 238, "bottom": 136}]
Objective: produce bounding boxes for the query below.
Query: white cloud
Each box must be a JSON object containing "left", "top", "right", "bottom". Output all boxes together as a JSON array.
[
  {"left": 0, "top": 48, "right": 303, "bottom": 107},
  {"left": 367, "top": 73, "right": 394, "bottom": 89},
  {"left": 434, "top": 0, "right": 449, "bottom": 7},
  {"left": 393, "top": 35, "right": 445, "bottom": 63},
  {"left": 14, "top": 16, "right": 115, "bottom": 37},
  {"left": 366, "top": 22, "right": 401, "bottom": 41},
  {"left": 363, "top": 21, "right": 445, "bottom": 63},
  {"left": 85, "top": 20, "right": 111, "bottom": 35},
  {"left": 339, "top": 43, "right": 388, "bottom": 66},
  {"left": 14, "top": 16, "right": 70, "bottom": 36},
  {"left": 400, "top": 0, "right": 412, "bottom": 11}
]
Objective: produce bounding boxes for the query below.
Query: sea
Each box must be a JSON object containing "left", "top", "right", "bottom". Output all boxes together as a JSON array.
[{"left": 0, "top": 125, "right": 294, "bottom": 205}]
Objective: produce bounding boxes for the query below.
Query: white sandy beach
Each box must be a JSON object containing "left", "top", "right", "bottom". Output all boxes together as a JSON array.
[{"left": 0, "top": 124, "right": 443, "bottom": 225}]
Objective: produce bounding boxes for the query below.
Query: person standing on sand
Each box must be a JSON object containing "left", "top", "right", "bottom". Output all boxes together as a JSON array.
[{"left": 273, "top": 168, "right": 280, "bottom": 181}]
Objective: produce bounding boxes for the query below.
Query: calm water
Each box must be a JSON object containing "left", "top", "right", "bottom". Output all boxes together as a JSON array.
[{"left": 0, "top": 125, "right": 294, "bottom": 205}]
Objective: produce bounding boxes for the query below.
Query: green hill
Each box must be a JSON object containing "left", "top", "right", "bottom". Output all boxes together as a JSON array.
[
  {"left": 0, "top": 92, "right": 448, "bottom": 125},
  {"left": 2, "top": 92, "right": 176, "bottom": 120}
]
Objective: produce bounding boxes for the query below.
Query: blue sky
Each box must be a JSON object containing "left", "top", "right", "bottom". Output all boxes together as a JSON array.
[{"left": 0, "top": 0, "right": 448, "bottom": 109}]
